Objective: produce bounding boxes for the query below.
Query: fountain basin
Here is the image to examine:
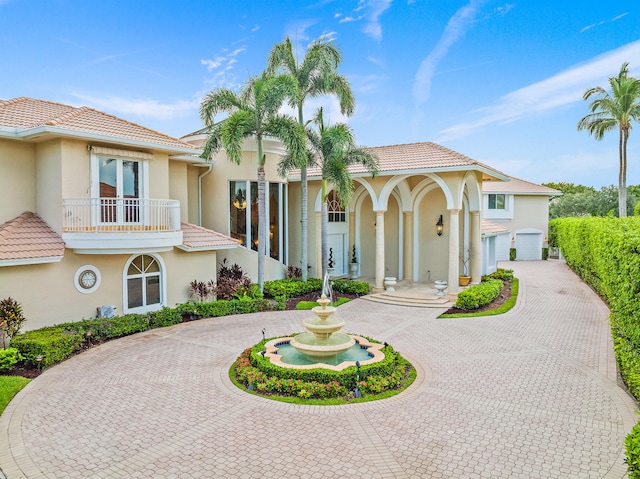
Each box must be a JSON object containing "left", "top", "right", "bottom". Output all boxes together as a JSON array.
[
  {"left": 301, "top": 316, "right": 346, "bottom": 339},
  {"left": 290, "top": 331, "right": 355, "bottom": 358},
  {"left": 264, "top": 335, "right": 385, "bottom": 371}
]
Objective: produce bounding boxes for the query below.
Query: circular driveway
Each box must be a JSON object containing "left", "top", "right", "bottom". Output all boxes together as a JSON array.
[{"left": 1, "top": 261, "right": 637, "bottom": 478}]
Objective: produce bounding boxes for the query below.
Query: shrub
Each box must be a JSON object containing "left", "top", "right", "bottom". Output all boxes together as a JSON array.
[
  {"left": 189, "top": 279, "right": 216, "bottom": 302},
  {"left": 627, "top": 421, "right": 640, "bottom": 478},
  {"left": 509, "top": 247, "right": 517, "bottom": 261},
  {"left": 10, "top": 327, "right": 83, "bottom": 367},
  {"left": 332, "top": 279, "right": 370, "bottom": 295},
  {"left": 263, "top": 278, "right": 323, "bottom": 299},
  {"left": 285, "top": 265, "right": 302, "bottom": 279},
  {"left": 0, "top": 297, "right": 26, "bottom": 339},
  {"left": 482, "top": 268, "right": 514, "bottom": 282},
  {"left": 454, "top": 279, "right": 503, "bottom": 310},
  {"left": 542, "top": 247, "right": 549, "bottom": 260},
  {"left": 148, "top": 307, "right": 183, "bottom": 328},
  {"left": 216, "top": 259, "right": 253, "bottom": 300},
  {"left": 0, "top": 347, "right": 23, "bottom": 371}
]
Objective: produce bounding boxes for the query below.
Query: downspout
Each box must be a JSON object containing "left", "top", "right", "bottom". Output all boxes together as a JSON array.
[{"left": 198, "top": 164, "right": 213, "bottom": 226}]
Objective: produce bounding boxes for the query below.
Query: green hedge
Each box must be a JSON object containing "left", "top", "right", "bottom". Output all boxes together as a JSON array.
[
  {"left": 263, "top": 278, "right": 322, "bottom": 299},
  {"left": 332, "top": 279, "right": 370, "bottom": 295},
  {"left": 0, "top": 348, "right": 23, "bottom": 371},
  {"left": 454, "top": 279, "right": 503, "bottom": 310},
  {"left": 550, "top": 217, "right": 640, "bottom": 477},
  {"left": 10, "top": 327, "right": 83, "bottom": 368}
]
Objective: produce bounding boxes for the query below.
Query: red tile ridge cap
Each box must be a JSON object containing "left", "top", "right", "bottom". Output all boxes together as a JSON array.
[
  {"left": 0, "top": 97, "right": 29, "bottom": 108},
  {"left": 45, "top": 106, "right": 92, "bottom": 126}
]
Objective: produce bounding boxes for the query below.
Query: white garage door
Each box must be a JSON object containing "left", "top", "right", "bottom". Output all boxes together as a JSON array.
[{"left": 516, "top": 233, "right": 542, "bottom": 260}]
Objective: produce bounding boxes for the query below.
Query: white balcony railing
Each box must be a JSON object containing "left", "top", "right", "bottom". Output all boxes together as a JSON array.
[{"left": 63, "top": 198, "right": 180, "bottom": 233}]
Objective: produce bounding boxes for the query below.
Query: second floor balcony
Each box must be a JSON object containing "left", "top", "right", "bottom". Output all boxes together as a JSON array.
[{"left": 62, "top": 198, "right": 183, "bottom": 253}]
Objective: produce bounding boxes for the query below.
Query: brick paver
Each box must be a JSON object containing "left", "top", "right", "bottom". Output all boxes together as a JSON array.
[{"left": 0, "top": 260, "right": 637, "bottom": 478}]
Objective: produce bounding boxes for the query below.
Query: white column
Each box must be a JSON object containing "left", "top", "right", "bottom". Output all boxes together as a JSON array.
[
  {"left": 374, "top": 210, "right": 385, "bottom": 292},
  {"left": 403, "top": 211, "right": 413, "bottom": 281},
  {"left": 470, "top": 210, "right": 482, "bottom": 284},
  {"left": 447, "top": 209, "right": 460, "bottom": 295}
]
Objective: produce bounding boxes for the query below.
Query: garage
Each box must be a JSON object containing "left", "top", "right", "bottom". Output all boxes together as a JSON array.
[{"left": 515, "top": 230, "right": 543, "bottom": 260}]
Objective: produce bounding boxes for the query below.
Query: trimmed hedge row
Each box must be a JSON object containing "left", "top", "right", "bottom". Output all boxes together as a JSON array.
[
  {"left": 454, "top": 279, "right": 503, "bottom": 310},
  {"left": 10, "top": 298, "right": 280, "bottom": 369},
  {"left": 262, "top": 278, "right": 371, "bottom": 300},
  {"left": 550, "top": 217, "right": 640, "bottom": 477}
]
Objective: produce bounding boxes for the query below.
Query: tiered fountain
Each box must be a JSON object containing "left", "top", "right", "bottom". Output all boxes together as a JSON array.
[{"left": 263, "top": 275, "right": 384, "bottom": 370}]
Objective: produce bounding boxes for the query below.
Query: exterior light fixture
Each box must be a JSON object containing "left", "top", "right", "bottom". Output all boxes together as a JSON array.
[
  {"left": 262, "top": 328, "right": 266, "bottom": 341},
  {"left": 233, "top": 191, "right": 247, "bottom": 210},
  {"left": 436, "top": 215, "right": 444, "bottom": 236},
  {"left": 354, "top": 361, "right": 362, "bottom": 398},
  {"left": 86, "top": 330, "right": 92, "bottom": 347},
  {"left": 36, "top": 355, "right": 43, "bottom": 371}
]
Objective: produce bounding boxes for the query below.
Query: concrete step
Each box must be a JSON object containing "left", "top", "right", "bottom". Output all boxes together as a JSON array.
[{"left": 361, "top": 291, "right": 453, "bottom": 308}]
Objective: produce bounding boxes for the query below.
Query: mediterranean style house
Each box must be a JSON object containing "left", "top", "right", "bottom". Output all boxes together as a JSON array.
[
  {"left": 0, "top": 97, "right": 556, "bottom": 330},
  {"left": 0, "top": 98, "right": 238, "bottom": 330}
]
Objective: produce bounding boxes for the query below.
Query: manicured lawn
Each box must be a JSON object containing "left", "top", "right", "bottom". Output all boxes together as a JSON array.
[{"left": 0, "top": 376, "right": 31, "bottom": 416}]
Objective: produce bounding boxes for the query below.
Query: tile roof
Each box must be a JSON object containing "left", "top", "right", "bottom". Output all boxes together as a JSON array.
[
  {"left": 0, "top": 212, "right": 65, "bottom": 262},
  {"left": 483, "top": 176, "right": 561, "bottom": 195},
  {"left": 179, "top": 223, "right": 240, "bottom": 251},
  {"left": 296, "top": 141, "right": 508, "bottom": 179},
  {"left": 481, "top": 219, "right": 509, "bottom": 235},
  {"left": 0, "top": 97, "right": 199, "bottom": 151}
]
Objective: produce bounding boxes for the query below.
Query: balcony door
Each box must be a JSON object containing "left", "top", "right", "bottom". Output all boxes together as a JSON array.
[{"left": 99, "top": 158, "right": 141, "bottom": 225}]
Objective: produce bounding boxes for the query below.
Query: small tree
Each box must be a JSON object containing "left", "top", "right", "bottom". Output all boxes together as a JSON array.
[{"left": 0, "top": 297, "right": 26, "bottom": 347}]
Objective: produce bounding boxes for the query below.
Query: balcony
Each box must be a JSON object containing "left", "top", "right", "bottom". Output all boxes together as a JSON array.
[{"left": 62, "top": 198, "right": 183, "bottom": 253}]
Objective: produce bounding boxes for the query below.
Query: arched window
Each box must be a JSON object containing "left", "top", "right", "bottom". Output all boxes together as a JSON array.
[
  {"left": 124, "top": 254, "right": 164, "bottom": 312},
  {"left": 327, "top": 190, "right": 346, "bottom": 222}
]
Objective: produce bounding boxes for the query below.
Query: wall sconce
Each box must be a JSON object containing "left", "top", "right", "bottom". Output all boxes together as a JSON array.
[{"left": 436, "top": 215, "right": 444, "bottom": 236}]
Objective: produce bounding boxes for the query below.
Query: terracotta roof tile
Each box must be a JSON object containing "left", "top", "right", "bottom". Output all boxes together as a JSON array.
[
  {"left": 483, "top": 176, "right": 561, "bottom": 195},
  {"left": 481, "top": 219, "right": 509, "bottom": 235},
  {"left": 0, "top": 212, "right": 65, "bottom": 261},
  {"left": 180, "top": 223, "right": 240, "bottom": 250},
  {"left": 0, "top": 97, "right": 198, "bottom": 151},
  {"left": 298, "top": 141, "right": 507, "bottom": 178}
]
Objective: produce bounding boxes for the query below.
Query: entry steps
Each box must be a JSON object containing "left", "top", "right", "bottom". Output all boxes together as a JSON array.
[{"left": 361, "top": 290, "right": 453, "bottom": 308}]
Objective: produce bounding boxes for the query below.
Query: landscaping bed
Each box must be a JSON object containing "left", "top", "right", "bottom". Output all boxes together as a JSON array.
[{"left": 442, "top": 279, "right": 513, "bottom": 315}]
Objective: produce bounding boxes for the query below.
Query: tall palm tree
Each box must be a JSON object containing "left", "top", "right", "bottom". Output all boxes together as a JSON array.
[
  {"left": 268, "top": 36, "right": 355, "bottom": 280},
  {"left": 200, "top": 71, "right": 306, "bottom": 290},
  {"left": 578, "top": 62, "right": 640, "bottom": 217},
  {"left": 280, "top": 108, "right": 378, "bottom": 279}
]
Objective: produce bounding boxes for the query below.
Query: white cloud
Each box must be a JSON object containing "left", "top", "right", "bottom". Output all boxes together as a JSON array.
[
  {"left": 279, "top": 95, "right": 350, "bottom": 125},
  {"left": 412, "top": 0, "right": 486, "bottom": 104},
  {"left": 71, "top": 93, "right": 198, "bottom": 120},
  {"left": 436, "top": 39, "right": 640, "bottom": 142},
  {"left": 581, "top": 12, "right": 628, "bottom": 33},
  {"left": 367, "top": 56, "right": 385, "bottom": 67},
  {"left": 251, "top": 25, "right": 260, "bottom": 32},
  {"left": 200, "top": 47, "right": 247, "bottom": 90},
  {"left": 285, "top": 19, "right": 319, "bottom": 42},
  {"left": 338, "top": 0, "right": 392, "bottom": 40}
]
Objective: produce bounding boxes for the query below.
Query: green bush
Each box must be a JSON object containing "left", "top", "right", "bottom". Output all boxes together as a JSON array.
[
  {"left": 627, "top": 421, "right": 640, "bottom": 478},
  {"left": 148, "top": 307, "right": 183, "bottom": 328},
  {"left": 10, "top": 327, "right": 83, "bottom": 367},
  {"left": 482, "top": 268, "right": 514, "bottom": 282},
  {"left": 332, "top": 279, "right": 370, "bottom": 295},
  {"left": 542, "top": 247, "right": 549, "bottom": 260},
  {"left": 509, "top": 248, "right": 517, "bottom": 261},
  {"left": 454, "top": 279, "right": 503, "bottom": 310},
  {"left": 263, "top": 278, "right": 323, "bottom": 299},
  {"left": 0, "top": 347, "right": 23, "bottom": 371}
]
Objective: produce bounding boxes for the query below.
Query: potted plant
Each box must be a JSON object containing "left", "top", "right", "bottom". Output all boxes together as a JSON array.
[
  {"left": 350, "top": 244, "right": 359, "bottom": 279},
  {"left": 327, "top": 248, "right": 335, "bottom": 278},
  {"left": 459, "top": 250, "right": 471, "bottom": 286}
]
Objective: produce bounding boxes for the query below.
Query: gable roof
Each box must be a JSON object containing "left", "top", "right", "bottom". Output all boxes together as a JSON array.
[
  {"left": 178, "top": 223, "right": 240, "bottom": 251},
  {"left": 481, "top": 219, "right": 509, "bottom": 235},
  {"left": 483, "top": 176, "right": 561, "bottom": 196},
  {"left": 0, "top": 97, "right": 200, "bottom": 155},
  {"left": 291, "top": 141, "right": 509, "bottom": 181},
  {"left": 0, "top": 212, "right": 65, "bottom": 266}
]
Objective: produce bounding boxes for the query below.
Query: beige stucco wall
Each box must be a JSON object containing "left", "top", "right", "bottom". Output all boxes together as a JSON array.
[
  {"left": 0, "top": 139, "right": 36, "bottom": 224},
  {"left": 169, "top": 160, "right": 189, "bottom": 222},
  {"left": 417, "top": 188, "right": 449, "bottom": 281},
  {"left": 0, "top": 248, "right": 217, "bottom": 331},
  {"left": 512, "top": 196, "right": 550, "bottom": 237},
  {"left": 35, "top": 139, "right": 63, "bottom": 232}
]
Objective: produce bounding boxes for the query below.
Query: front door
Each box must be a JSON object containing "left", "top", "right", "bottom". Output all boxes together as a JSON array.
[
  {"left": 327, "top": 190, "right": 349, "bottom": 276},
  {"left": 99, "top": 158, "right": 140, "bottom": 224}
]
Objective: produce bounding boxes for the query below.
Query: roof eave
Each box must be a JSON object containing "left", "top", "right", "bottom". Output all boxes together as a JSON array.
[
  {"left": 11, "top": 126, "right": 200, "bottom": 155},
  {"left": 0, "top": 255, "right": 64, "bottom": 267},
  {"left": 176, "top": 244, "right": 239, "bottom": 252}
]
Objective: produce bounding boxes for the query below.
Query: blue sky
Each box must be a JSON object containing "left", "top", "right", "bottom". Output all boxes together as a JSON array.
[{"left": 2, "top": 0, "right": 640, "bottom": 188}]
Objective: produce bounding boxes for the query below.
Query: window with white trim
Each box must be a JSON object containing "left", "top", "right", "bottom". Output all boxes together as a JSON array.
[
  {"left": 488, "top": 194, "right": 506, "bottom": 210},
  {"left": 126, "top": 254, "right": 162, "bottom": 311},
  {"left": 327, "top": 190, "right": 346, "bottom": 222}
]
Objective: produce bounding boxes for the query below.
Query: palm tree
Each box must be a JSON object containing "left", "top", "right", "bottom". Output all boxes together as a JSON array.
[
  {"left": 578, "top": 62, "right": 640, "bottom": 217},
  {"left": 200, "top": 71, "right": 306, "bottom": 290},
  {"left": 280, "top": 108, "right": 378, "bottom": 279},
  {"left": 268, "top": 36, "right": 355, "bottom": 280}
]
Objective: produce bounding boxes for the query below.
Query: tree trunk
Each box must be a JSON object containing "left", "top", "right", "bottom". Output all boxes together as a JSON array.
[
  {"left": 321, "top": 179, "right": 328, "bottom": 280},
  {"left": 298, "top": 105, "right": 308, "bottom": 281},
  {"left": 619, "top": 127, "right": 627, "bottom": 217},
  {"left": 257, "top": 141, "right": 266, "bottom": 291}
]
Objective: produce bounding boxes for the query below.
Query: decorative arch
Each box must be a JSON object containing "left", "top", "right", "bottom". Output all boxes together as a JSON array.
[
  {"left": 122, "top": 253, "right": 167, "bottom": 314},
  {"left": 461, "top": 172, "right": 482, "bottom": 211}
]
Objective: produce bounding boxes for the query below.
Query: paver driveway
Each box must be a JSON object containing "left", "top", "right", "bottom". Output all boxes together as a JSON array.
[{"left": 0, "top": 260, "right": 637, "bottom": 478}]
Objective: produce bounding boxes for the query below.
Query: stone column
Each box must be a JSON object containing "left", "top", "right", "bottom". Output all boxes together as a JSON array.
[
  {"left": 470, "top": 211, "right": 482, "bottom": 284},
  {"left": 447, "top": 209, "right": 460, "bottom": 295},
  {"left": 403, "top": 211, "right": 413, "bottom": 281},
  {"left": 374, "top": 210, "right": 385, "bottom": 292},
  {"left": 315, "top": 211, "right": 322, "bottom": 278}
]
